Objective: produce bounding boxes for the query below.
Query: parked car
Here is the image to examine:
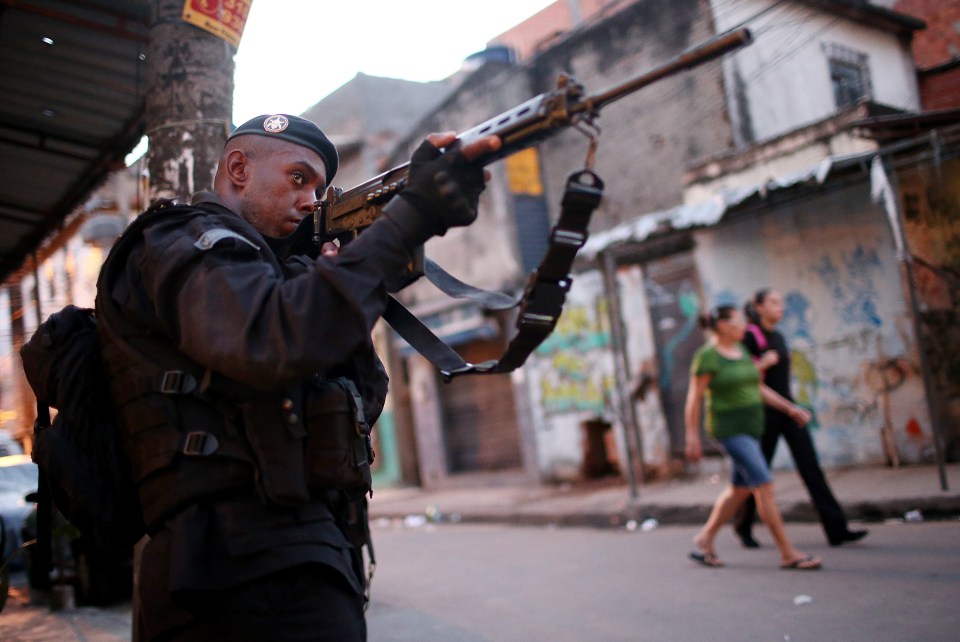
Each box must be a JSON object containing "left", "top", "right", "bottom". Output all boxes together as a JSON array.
[
  {"left": 0, "top": 454, "right": 131, "bottom": 605},
  {"left": 0, "top": 433, "right": 24, "bottom": 457},
  {"left": 0, "top": 454, "right": 38, "bottom": 569}
]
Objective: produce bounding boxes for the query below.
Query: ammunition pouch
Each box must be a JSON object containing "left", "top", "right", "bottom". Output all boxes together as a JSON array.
[
  {"left": 242, "top": 376, "right": 374, "bottom": 507},
  {"left": 305, "top": 377, "right": 375, "bottom": 495}
]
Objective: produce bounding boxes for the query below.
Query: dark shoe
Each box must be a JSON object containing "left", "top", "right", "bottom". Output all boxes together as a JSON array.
[
  {"left": 829, "top": 529, "right": 868, "bottom": 547},
  {"left": 735, "top": 526, "right": 760, "bottom": 549}
]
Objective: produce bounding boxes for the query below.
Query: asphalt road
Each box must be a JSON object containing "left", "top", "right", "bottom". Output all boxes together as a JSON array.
[
  {"left": 365, "top": 518, "right": 960, "bottom": 642},
  {"left": 1, "top": 519, "right": 957, "bottom": 641}
]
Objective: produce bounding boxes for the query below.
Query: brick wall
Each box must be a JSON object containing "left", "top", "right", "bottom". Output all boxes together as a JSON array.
[
  {"left": 895, "top": 0, "right": 960, "bottom": 68},
  {"left": 490, "top": 0, "right": 631, "bottom": 61},
  {"left": 918, "top": 63, "right": 960, "bottom": 109}
]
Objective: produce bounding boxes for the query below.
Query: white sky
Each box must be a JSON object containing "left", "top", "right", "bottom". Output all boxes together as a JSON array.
[{"left": 232, "top": 0, "right": 557, "bottom": 123}]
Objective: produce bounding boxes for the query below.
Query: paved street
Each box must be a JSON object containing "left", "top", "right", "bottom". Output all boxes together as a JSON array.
[
  {"left": 365, "top": 519, "right": 960, "bottom": 641},
  {"left": 2, "top": 518, "right": 957, "bottom": 641}
]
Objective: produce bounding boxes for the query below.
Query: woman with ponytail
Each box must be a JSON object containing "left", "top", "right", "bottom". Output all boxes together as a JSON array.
[{"left": 733, "top": 289, "right": 867, "bottom": 548}]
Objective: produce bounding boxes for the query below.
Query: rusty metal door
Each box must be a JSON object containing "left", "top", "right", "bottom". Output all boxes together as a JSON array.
[{"left": 437, "top": 339, "right": 523, "bottom": 473}]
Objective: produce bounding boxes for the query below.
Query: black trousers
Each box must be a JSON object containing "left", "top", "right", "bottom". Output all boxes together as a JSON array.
[
  {"left": 157, "top": 563, "right": 366, "bottom": 642},
  {"left": 736, "top": 409, "right": 850, "bottom": 542}
]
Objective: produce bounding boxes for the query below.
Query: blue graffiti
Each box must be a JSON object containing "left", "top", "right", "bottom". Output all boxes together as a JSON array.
[
  {"left": 813, "top": 244, "right": 883, "bottom": 328},
  {"left": 782, "top": 291, "right": 812, "bottom": 341}
]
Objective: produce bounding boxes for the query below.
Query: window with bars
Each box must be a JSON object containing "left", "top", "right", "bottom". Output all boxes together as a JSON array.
[{"left": 823, "top": 43, "right": 872, "bottom": 109}]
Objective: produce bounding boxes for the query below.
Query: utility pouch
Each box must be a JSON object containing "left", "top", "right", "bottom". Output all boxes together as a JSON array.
[
  {"left": 304, "top": 377, "right": 375, "bottom": 495},
  {"left": 240, "top": 394, "right": 310, "bottom": 507}
]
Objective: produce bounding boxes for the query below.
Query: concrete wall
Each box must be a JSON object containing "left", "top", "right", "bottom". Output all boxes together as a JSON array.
[
  {"left": 391, "top": 63, "right": 533, "bottom": 304},
  {"left": 712, "top": 0, "right": 920, "bottom": 146},
  {"left": 530, "top": 0, "right": 733, "bottom": 230}
]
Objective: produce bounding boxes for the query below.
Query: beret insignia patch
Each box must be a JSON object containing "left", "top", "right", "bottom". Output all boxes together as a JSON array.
[{"left": 263, "top": 115, "right": 289, "bottom": 133}]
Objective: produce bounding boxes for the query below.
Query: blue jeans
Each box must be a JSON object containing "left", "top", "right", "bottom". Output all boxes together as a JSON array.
[{"left": 719, "top": 434, "right": 773, "bottom": 488}]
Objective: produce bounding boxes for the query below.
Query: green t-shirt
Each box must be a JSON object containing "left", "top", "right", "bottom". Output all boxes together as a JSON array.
[{"left": 690, "top": 343, "right": 764, "bottom": 438}]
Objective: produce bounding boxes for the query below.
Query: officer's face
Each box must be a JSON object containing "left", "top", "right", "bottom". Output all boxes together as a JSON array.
[{"left": 238, "top": 141, "right": 328, "bottom": 238}]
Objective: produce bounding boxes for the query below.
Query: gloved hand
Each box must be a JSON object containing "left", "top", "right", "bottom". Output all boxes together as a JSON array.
[
  {"left": 385, "top": 138, "right": 486, "bottom": 246},
  {"left": 404, "top": 138, "right": 486, "bottom": 231}
]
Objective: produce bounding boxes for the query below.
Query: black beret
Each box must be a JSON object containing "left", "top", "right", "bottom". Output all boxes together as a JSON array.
[{"left": 227, "top": 114, "right": 339, "bottom": 183}]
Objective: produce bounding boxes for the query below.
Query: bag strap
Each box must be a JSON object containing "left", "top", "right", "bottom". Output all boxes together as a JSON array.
[
  {"left": 383, "top": 169, "right": 603, "bottom": 381},
  {"left": 746, "top": 324, "right": 767, "bottom": 352},
  {"left": 30, "top": 402, "right": 53, "bottom": 591}
]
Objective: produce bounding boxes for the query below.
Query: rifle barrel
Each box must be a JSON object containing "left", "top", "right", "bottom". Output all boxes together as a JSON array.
[{"left": 585, "top": 28, "right": 752, "bottom": 112}]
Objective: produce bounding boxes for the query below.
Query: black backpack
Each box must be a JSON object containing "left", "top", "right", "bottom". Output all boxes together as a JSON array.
[{"left": 20, "top": 304, "right": 145, "bottom": 552}]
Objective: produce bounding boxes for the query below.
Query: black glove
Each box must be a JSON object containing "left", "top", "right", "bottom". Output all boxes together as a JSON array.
[{"left": 385, "top": 140, "right": 485, "bottom": 246}]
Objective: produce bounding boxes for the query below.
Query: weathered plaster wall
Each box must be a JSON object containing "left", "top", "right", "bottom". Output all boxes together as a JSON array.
[
  {"left": 617, "top": 264, "right": 671, "bottom": 466},
  {"left": 530, "top": 0, "right": 732, "bottom": 230}
]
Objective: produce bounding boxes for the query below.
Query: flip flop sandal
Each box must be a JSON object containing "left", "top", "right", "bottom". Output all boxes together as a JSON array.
[
  {"left": 689, "top": 550, "right": 724, "bottom": 567},
  {"left": 781, "top": 555, "right": 822, "bottom": 570}
]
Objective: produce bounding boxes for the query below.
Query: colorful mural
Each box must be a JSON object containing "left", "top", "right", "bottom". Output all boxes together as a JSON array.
[{"left": 535, "top": 299, "right": 613, "bottom": 416}]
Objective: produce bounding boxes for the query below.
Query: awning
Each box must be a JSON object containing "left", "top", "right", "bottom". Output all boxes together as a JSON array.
[
  {"left": 0, "top": 0, "right": 150, "bottom": 283},
  {"left": 578, "top": 152, "right": 868, "bottom": 261}
]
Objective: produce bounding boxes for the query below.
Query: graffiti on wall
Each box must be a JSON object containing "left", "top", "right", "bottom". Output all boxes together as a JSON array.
[
  {"left": 785, "top": 264, "right": 932, "bottom": 466},
  {"left": 535, "top": 300, "right": 613, "bottom": 416},
  {"left": 812, "top": 244, "right": 884, "bottom": 328},
  {"left": 655, "top": 289, "right": 700, "bottom": 391}
]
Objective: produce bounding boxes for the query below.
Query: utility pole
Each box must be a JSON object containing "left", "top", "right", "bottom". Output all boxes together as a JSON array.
[
  {"left": 132, "top": 4, "right": 239, "bottom": 638},
  {"left": 145, "top": 0, "right": 236, "bottom": 200}
]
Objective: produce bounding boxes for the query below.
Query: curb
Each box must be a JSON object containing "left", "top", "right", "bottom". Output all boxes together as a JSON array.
[{"left": 370, "top": 495, "right": 960, "bottom": 530}]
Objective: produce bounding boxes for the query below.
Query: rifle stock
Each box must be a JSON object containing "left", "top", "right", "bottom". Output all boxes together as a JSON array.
[{"left": 316, "top": 27, "right": 752, "bottom": 241}]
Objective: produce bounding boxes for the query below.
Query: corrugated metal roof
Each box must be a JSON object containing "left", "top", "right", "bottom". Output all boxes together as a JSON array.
[
  {"left": 0, "top": 0, "right": 149, "bottom": 283},
  {"left": 578, "top": 152, "right": 868, "bottom": 261}
]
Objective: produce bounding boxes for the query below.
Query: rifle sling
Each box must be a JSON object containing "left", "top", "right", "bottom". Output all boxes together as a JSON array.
[
  {"left": 423, "top": 259, "right": 519, "bottom": 311},
  {"left": 383, "top": 169, "right": 603, "bottom": 381}
]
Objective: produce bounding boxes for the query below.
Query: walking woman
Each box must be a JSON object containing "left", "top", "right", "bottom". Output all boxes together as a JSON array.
[
  {"left": 734, "top": 288, "right": 867, "bottom": 547},
  {"left": 684, "top": 305, "right": 822, "bottom": 570}
]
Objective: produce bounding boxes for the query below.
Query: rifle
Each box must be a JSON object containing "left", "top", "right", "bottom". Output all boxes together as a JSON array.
[
  {"left": 315, "top": 27, "right": 752, "bottom": 242},
  {"left": 316, "top": 27, "right": 753, "bottom": 379}
]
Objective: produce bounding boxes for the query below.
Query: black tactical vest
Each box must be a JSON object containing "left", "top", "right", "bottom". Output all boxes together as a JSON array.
[{"left": 95, "top": 202, "right": 375, "bottom": 532}]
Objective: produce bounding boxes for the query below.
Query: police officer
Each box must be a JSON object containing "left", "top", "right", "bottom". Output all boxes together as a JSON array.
[{"left": 95, "top": 114, "right": 500, "bottom": 641}]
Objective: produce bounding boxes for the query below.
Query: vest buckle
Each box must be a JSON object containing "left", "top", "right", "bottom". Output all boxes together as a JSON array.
[
  {"left": 182, "top": 431, "right": 219, "bottom": 456},
  {"left": 159, "top": 369, "right": 198, "bottom": 394}
]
